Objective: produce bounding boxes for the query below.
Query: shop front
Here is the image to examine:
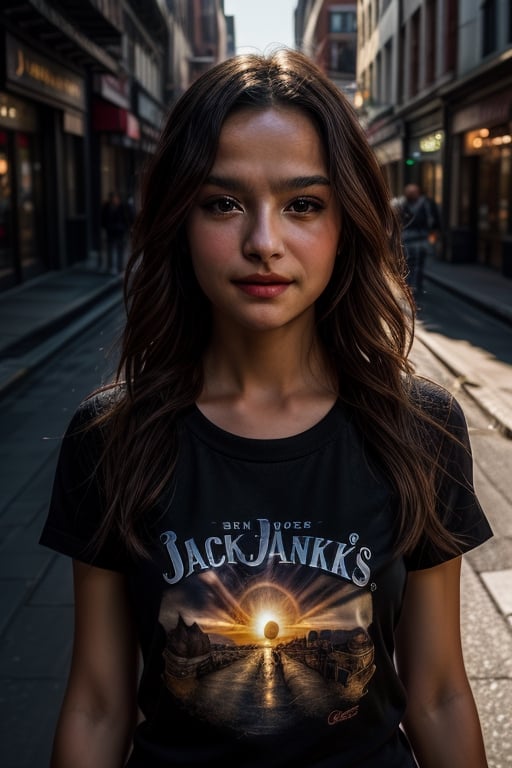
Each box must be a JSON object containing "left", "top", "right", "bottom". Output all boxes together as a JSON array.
[
  {"left": 134, "top": 86, "right": 165, "bottom": 179},
  {"left": 366, "top": 118, "right": 404, "bottom": 197},
  {"left": 91, "top": 75, "right": 141, "bottom": 268},
  {"left": 404, "top": 108, "right": 444, "bottom": 205},
  {"left": 0, "top": 32, "right": 87, "bottom": 289},
  {"left": 0, "top": 91, "right": 41, "bottom": 289},
  {"left": 450, "top": 91, "right": 512, "bottom": 272}
]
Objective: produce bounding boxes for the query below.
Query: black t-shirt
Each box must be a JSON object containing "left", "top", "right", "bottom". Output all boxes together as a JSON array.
[{"left": 40, "top": 380, "right": 492, "bottom": 767}]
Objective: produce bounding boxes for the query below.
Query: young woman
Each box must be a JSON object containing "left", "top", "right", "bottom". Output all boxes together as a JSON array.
[{"left": 40, "top": 50, "right": 492, "bottom": 767}]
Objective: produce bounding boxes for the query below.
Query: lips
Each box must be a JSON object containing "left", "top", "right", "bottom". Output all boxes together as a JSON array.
[{"left": 232, "top": 273, "right": 292, "bottom": 298}]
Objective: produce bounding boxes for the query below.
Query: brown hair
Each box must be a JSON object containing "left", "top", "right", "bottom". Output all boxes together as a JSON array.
[{"left": 92, "top": 49, "right": 465, "bottom": 558}]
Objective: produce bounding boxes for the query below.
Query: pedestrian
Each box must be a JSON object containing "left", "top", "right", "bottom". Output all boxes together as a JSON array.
[
  {"left": 40, "top": 50, "right": 492, "bottom": 768},
  {"left": 397, "top": 183, "right": 441, "bottom": 298},
  {"left": 100, "top": 190, "right": 133, "bottom": 274}
]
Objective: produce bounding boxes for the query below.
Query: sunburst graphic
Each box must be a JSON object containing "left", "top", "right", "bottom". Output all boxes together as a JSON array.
[{"left": 263, "top": 620, "right": 279, "bottom": 639}]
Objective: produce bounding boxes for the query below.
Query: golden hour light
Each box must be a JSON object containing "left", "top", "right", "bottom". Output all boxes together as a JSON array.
[{"left": 255, "top": 610, "right": 282, "bottom": 638}]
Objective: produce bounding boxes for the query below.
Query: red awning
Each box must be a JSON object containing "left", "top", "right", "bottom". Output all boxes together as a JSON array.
[{"left": 92, "top": 99, "right": 140, "bottom": 140}]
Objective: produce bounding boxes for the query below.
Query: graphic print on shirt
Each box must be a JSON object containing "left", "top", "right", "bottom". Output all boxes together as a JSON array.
[{"left": 157, "top": 517, "right": 375, "bottom": 735}]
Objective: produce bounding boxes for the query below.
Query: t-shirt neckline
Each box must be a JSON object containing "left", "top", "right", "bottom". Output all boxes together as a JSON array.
[{"left": 184, "top": 401, "right": 347, "bottom": 462}]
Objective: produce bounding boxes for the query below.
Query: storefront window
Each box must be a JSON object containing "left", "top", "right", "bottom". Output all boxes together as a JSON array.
[
  {"left": 0, "top": 130, "right": 13, "bottom": 281},
  {"left": 64, "top": 133, "right": 85, "bottom": 217},
  {"left": 499, "top": 147, "right": 510, "bottom": 234},
  {"left": 458, "top": 154, "right": 476, "bottom": 228},
  {"left": 463, "top": 124, "right": 511, "bottom": 265},
  {"left": 63, "top": 132, "right": 87, "bottom": 263},
  {"left": 16, "top": 132, "right": 38, "bottom": 272},
  {"left": 420, "top": 161, "right": 442, "bottom": 206},
  {"left": 0, "top": 93, "right": 41, "bottom": 286}
]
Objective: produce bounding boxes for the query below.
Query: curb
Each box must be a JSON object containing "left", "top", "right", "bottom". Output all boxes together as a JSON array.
[
  {"left": 422, "top": 272, "right": 512, "bottom": 437},
  {"left": 425, "top": 273, "right": 512, "bottom": 327},
  {"left": 0, "top": 292, "right": 123, "bottom": 400},
  {"left": 415, "top": 327, "right": 512, "bottom": 439}
]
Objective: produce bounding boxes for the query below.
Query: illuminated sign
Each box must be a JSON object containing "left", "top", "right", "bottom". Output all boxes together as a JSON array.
[
  {"left": 419, "top": 132, "right": 444, "bottom": 153},
  {"left": 6, "top": 34, "right": 85, "bottom": 111}
]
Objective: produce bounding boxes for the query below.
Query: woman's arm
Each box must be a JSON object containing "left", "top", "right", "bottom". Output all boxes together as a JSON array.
[
  {"left": 50, "top": 560, "right": 140, "bottom": 768},
  {"left": 395, "top": 557, "right": 488, "bottom": 768}
]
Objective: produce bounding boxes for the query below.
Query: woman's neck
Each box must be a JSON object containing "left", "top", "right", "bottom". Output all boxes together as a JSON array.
[{"left": 197, "top": 328, "right": 337, "bottom": 438}]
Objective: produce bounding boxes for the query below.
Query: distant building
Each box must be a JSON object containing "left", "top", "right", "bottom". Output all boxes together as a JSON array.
[
  {"left": 0, "top": 0, "right": 230, "bottom": 292},
  {"left": 356, "top": 0, "right": 512, "bottom": 274},
  {"left": 296, "top": 0, "right": 358, "bottom": 103}
]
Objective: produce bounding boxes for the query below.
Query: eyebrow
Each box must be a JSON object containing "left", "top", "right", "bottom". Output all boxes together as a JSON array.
[{"left": 204, "top": 174, "right": 331, "bottom": 192}]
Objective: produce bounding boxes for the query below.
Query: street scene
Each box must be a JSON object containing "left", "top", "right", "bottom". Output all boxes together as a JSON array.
[{"left": 1, "top": 0, "right": 511, "bottom": 767}]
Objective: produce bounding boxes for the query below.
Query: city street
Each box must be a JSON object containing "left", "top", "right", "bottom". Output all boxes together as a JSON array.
[
  {"left": 1, "top": 0, "right": 511, "bottom": 764},
  {"left": 0, "top": 284, "right": 511, "bottom": 767}
]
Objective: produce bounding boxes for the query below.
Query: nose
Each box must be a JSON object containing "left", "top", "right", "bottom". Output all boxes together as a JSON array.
[{"left": 242, "top": 207, "right": 284, "bottom": 264}]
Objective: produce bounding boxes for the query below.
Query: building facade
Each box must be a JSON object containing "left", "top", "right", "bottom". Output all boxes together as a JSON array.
[
  {"left": 0, "top": 0, "right": 230, "bottom": 292},
  {"left": 296, "top": 0, "right": 358, "bottom": 102},
  {"left": 356, "top": 0, "right": 512, "bottom": 273},
  {"left": 0, "top": 1, "right": 122, "bottom": 289}
]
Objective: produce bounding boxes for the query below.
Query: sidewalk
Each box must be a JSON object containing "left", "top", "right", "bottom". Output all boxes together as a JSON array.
[
  {"left": 424, "top": 257, "right": 512, "bottom": 326},
  {"left": 418, "top": 258, "right": 512, "bottom": 438},
  {"left": 0, "top": 263, "right": 123, "bottom": 398}
]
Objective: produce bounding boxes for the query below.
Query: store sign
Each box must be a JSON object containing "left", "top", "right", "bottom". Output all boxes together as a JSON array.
[
  {"left": 126, "top": 113, "right": 141, "bottom": 140},
  {"left": 5, "top": 34, "right": 85, "bottom": 111},
  {"left": 419, "top": 132, "right": 444, "bottom": 153},
  {"left": 63, "top": 110, "right": 84, "bottom": 136},
  {"left": 96, "top": 74, "right": 130, "bottom": 110}
]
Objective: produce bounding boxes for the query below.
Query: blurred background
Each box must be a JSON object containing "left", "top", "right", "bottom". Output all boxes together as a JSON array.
[{"left": 0, "top": 0, "right": 510, "bottom": 285}]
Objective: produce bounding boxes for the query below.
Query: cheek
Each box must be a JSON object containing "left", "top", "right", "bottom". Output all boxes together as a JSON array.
[
  {"left": 190, "top": 240, "right": 231, "bottom": 283},
  {"left": 316, "top": 257, "right": 337, "bottom": 292},
  {"left": 188, "top": 223, "right": 228, "bottom": 275},
  {"left": 189, "top": 239, "right": 235, "bottom": 305},
  {"left": 188, "top": 213, "right": 236, "bottom": 268},
  {"left": 305, "top": 232, "right": 339, "bottom": 277}
]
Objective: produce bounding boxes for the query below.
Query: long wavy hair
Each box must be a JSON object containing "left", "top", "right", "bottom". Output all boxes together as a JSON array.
[{"left": 92, "top": 49, "right": 465, "bottom": 558}]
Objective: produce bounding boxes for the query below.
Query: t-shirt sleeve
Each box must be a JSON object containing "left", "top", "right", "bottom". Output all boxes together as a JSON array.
[
  {"left": 404, "top": 383, "right": 493, "bottom": 571},
  {"left": 39, "top": 395, "right": 128, "bottom": 571}
]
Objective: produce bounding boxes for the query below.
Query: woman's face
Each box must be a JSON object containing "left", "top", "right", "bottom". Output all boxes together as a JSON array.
[{"left": 186, "top": 106, "right": 341, "bottom": 337}]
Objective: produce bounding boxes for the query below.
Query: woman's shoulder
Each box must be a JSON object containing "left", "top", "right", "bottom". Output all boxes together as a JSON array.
[
  {"left": 408, "top": 376, "right": 466, "bottom": 430},
  {"left": 68, "top": 383, "right": 125, "bottom": 433}
]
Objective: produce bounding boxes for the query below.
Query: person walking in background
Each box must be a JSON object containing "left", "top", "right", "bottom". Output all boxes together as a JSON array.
[
  {"left": 398, "top": 183, "right": 441, "bottom": 298},
  {"left": 40, "top": 50, "right": 491, "bottom": 767},
  {"left": 100, "top": 191, "right": 134, "bottom": 274}
]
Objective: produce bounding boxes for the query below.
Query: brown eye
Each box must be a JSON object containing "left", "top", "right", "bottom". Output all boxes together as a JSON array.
[
  {"left": 288, "top": 198, "right": 322, "bottom": 213},
  {"left": 204, "top": 197, "right": 241, "bottom": 214},
  {"left": 216, "top": 198, "right": 237, "bottom": 213}
]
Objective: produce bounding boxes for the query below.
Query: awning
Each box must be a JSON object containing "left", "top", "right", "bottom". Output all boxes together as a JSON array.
[{"left": 92, "top": 100, "right": 140, "bottom": 140}]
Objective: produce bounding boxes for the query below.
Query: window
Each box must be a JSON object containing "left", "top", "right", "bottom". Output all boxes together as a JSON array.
[
  {"left": 376, "top": 50, "right": 382, "bottom": 104},
  {"left": 398, "top": 23, "right": 405, "bottom": 103},
  {"left": 329, "top": 40, "right": 357, "bottom": 74},
  {"left": 201, "top": 0, "right": 216, "bottom": 44},
  {"left": 329, "top": 11, "right": 357, "bottom": 34},
  {"left": 425, "top": 0, "right": 436, "bottom": 85},
  {"left": 482, "top": 0, "right": 497, "bottom": 56},
  {"left": 409, "top": 10, "right": 420, "bottom": 98},
  {"left": 383, "top": 40, "right": 392, "bottom": 104},
  {"left": 444, "top": 0, "right": 457, "bottom": 72}
]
